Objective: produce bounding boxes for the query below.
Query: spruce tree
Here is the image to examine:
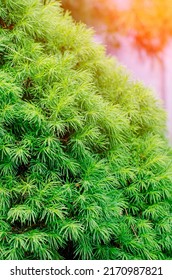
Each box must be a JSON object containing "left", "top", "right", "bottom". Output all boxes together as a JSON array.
[{"left": 0, "top": 0, "right": 172, "bottom": 260}]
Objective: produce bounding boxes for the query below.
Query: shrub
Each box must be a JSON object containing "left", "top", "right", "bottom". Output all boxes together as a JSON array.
[{"left": 0, "top": 0, "right": 172, "bottom": 260}]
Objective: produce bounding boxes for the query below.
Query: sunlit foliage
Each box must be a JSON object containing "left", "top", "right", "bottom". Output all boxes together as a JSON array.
[{"left": 0, "top": 0, "right": 172, "bottom": 260}]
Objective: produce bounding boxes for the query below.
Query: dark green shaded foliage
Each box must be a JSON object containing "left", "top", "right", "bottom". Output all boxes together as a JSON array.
[{"left": 0, "top": 0, "right": 172, "bottom": 260}]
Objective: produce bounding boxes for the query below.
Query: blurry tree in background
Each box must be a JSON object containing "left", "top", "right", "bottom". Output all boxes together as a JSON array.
[
  {"left": 124, "top": 0, "right": 172, "bottom": 100},
  {"left": 125, "top": 0, "right": 172, "bottom": 56}
]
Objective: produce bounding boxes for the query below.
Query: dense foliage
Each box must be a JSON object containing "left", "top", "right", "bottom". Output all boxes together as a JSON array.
[{"left": 0, "top": 0, "right": 172, "bottom": 260}]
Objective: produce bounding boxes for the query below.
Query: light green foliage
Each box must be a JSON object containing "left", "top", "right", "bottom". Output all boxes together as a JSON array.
[{"left": 0, "top": 0, "right": 172, "bottom": 260}]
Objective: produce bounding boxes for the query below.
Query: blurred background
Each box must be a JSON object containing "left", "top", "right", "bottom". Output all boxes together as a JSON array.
[{"left": 61, "top": 0, "right": 172, "bottom": 142}]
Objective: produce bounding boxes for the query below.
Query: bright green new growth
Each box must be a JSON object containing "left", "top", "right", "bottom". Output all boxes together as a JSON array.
[{"left": 0, "top": 0, "right": 172, "bottom": 260}]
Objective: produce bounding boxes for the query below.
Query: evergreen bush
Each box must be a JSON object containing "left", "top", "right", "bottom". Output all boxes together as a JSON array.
[{"left": 0, "top": 0, "right": 172, "bottom": 260}]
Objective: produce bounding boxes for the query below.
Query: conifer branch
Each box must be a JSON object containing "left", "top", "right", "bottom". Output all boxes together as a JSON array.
[{"left": 0, "top": 43, "right": 33, "bottom": 62}]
